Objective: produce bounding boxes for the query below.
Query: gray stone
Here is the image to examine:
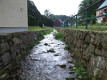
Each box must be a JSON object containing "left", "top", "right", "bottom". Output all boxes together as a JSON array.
[
  {"left": 102, "top": 49, "right": 107, "bottom": 57},
  {"left": 85, "top": 35, "right": 90, "bottom": 43},
  {"left": 102, "top": 34, "right": 107, "bottom": 47},
  {"left": 0, "top": 43, "right": 10, "bottom": 54},
  {"left": 94, "top": 33, "right": 102, "bottom": 45},
  {"left": 13, "top": 38, "right": 22, "bottom": 45},
  {"left": 11, "top": 45, "right": 17, "bottom": 53},
  {"left": 93, "top": 68, "right": 103, "bottom": 78},
  {"left": 95, "top": 56, "right": 106, "bottom": 70},
  {"left": 2, "top": 52, "right": 11, "bottom": 66},
  {"left": 82, "top": 44, "right": 95, "bottom": 60},
  {"left": 11, "top": 52, "right": 17, "bottom": 59},
  {"left": 95, "top": 49, "right": 102, "bottom": 55}
]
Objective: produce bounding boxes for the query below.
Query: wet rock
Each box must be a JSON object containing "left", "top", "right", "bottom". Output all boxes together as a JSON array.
[
  {"left": 66, "top": 77, "right": 75, "bottom": 80},
  {"left": 69, "top": 66, "right": 74, "bottom": 70},
  {"left": 58, "top": 64, "right": 66, "bottom": 68},
  {"left": 44, "top": 43, "right": 48, "bottom": 46},
  {"left": 68, "top": 61, "right": 73, "bottom": 63},
  {"left": 0, "top": 73, "right": 8, "bottom": 79},
  {"left": 73, "top": 67, "right": 76, "bottom": 70},
  {"left": 47, "top": 48, "right": 55, "bottom": 53},
  {"left": 31, "top": 59, "right": 40, "bottom": 61},
  {"left": 69, "top": 71, "right": 75, "bottom": 74},
  {"left": 54, "top": 54, "right": 59, "bottom": 56}
]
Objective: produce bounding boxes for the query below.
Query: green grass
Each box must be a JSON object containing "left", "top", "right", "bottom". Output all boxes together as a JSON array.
[
  {"left": 55, "top": 32, "right": 64, "bottom": 41},
  {"left": 66, "top": 77, "right": 74, "bottom": 80},
  {"left": 64, "top": 46, "right": 70, "bottom": 50},
  {"left": 71, "top": 62, "right": 88, "bottom": 79},
  {"left": 70, "top": 25, "right": 107, "bottom": 31},
  {"left": 28, "top": 26, "right": 53, "bottom": 31}
]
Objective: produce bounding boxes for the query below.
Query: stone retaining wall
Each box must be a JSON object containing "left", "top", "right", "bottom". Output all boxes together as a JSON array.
[
  {"left": 56, "top": 28, "right": 107, "bottom": 80},
  {"left": 0, "top": 30, "right": 47, "bottom": 77}
]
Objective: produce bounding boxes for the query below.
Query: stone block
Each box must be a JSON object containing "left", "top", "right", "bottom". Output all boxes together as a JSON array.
[
  {"left": 94, "top": 33, "right": 102, "bottom": 46},
  {"left": 11, "top": 45, "right": 17, "bottom": 53},
  {"left": 0, "top": 43, "right": 10, "bottom": 54},
  {"left": 82, "top": 44, "right": 95, "bottom": 60},
  {"left": 13, "top": 38, "right": 22, "bottom": 45},
  {"left": 102, "top": 49, "right": 107, "bottom": 57},
  {"left": 95, "top": 49, "right": 102, "bottom": 55},
  {"left": 95, "top": 56, "right": 106, "bottom": 70},
  {"left": 102, "top": 34, "right": 107, "bottom": 47},
  {"left": 11, "top": 52, "right": 17, "bottom": 59},
  {"left": 2, "top": 52, "right": 11, "bottom": 66}
]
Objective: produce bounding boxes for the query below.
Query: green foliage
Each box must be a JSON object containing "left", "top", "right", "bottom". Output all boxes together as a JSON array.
[
  {"left": 70, "top": 25, "right": 107, "bottom": 31},
  {"left": 92, "top": 77, "right": 97, "bottom": 80},
  {"left": 28, "top": 26, "right": 53, "bottom": 31},
  {"left": 66, "top": 77, "right": 74, "bottom": 80},
  {"left": 64, "top": 46, "right": 70, "bottom": 50},
  {"left": 38, "top": 20, "right": 43, "bottom": 27},
  {"left": 72, "top": 62, "right": 88, "bottom": 79},
  {"left": 28, "top": 0, "right": 54, "bottom": 27},
  {"left": 78, "top": 0, "right": 104, "bottom": 25},
  {"left": 55, "top": 32, "right": 64, "bottom": 41},
  {"left": 28, "top": 15, "right": 37, "bottom": 26}
]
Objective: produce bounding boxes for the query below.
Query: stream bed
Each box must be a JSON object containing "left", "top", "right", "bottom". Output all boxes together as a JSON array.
[{"left": 11, "top": 30, "right": 79, "bottom": 80}]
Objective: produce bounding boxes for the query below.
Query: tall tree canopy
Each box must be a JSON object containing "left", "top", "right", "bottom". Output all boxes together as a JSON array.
[
  {"left": 78, "top": 0, "right": 104, "bottom": 24},
  {"left": 27, "top": 0, "right": 54, "bottom": 27}
]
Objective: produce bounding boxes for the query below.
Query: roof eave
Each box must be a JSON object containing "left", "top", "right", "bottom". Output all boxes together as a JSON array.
[{"left": 96, "top": 5, "right": 107, "bottom": 11}]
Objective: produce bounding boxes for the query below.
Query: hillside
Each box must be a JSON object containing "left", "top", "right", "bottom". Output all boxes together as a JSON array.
[{"left": 27, "top": 0, "right": 54, "bottom": 27}]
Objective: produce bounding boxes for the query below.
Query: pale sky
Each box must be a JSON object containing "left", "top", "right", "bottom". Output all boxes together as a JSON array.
[{"left": 32, "top": 0, "right": 83, "bottom": 16}]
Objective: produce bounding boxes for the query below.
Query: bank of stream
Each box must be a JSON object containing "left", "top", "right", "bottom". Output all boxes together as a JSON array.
[{"left": 10, "top": 30, "right": 79, "bottom": 80}]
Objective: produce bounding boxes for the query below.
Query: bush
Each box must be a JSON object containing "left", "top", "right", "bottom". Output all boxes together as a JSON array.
[
  {"left": 64, "top": 46, "right": 70, "bottom": 50},
  {"left": 71, "top": 62, "right": 88, "bottom": 79},
  {"left": 38, "top": 20, "right": 43, "bottom": 27},
  {"left": 55, "top": 32, "right": 64, "bottom": 41}
]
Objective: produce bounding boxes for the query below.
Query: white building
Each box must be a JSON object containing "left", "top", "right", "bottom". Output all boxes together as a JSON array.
[
  {"left": 0, "top": 0, "right": 28, "bottom": 33},
  {"left": 96, "top": 0, "right": 107, "bottom": 23}
]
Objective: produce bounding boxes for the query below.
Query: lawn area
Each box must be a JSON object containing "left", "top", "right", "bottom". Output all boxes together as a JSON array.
[
  {"left": 68, "top": 25, "right": 107, "bottom": 31},
  {"left": 28, "top": 26, "right": 53, "bottom": 31}
]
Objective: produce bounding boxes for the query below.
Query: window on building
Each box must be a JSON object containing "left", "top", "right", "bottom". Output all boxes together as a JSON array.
[{"left": 104, "top": 9, "right": 106, "bottom": 12}]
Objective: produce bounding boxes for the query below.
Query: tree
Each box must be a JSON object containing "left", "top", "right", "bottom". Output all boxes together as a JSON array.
[
  {"left": 78, "top": 0, "right": 104, "bottom": 25},
  {"left": 28, "top": 15, "right": 36, "bottom": 26},
  {"left": 44, "top": 9, "right": 51, "bottom": 18},
  {"left": 27, "top": 0, "right": 54, "bottom": 27}
]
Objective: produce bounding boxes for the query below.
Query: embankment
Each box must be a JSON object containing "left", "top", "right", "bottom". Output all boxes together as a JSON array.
[
  {"left": 56, "top": 28, "right": 107, "bottom": 80},
  {"left": 0, "top": 30, "right": 47, "bottom": 78}
]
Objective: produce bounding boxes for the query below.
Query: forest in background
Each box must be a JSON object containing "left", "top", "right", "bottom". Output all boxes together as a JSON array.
[{"left": 27, "top": 0, "right": 54, "bottom": 27}]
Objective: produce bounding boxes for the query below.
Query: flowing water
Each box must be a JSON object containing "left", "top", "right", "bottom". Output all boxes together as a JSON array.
[{"left": 12, "top": 30, "right": 79, "bottom": 80}]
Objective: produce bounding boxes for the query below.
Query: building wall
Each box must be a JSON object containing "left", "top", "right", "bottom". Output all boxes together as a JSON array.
[{"left": 0, "top": 0, "right": 28, "bottom": 32}]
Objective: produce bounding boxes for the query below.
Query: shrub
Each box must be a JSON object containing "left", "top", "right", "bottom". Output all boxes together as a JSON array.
[
  {"left": 72, "top": 62, "right": 88, "bottom": 79},
  {"left": 64, "top": 46, "right": 70, "bottom": 50},
  {"left": 55, "top": 32, "right": 64, "bottom": 41}
]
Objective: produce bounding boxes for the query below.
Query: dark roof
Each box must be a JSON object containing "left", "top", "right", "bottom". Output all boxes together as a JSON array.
[{"left": 98, "top": 0, "right": 107, "bottom": 10}]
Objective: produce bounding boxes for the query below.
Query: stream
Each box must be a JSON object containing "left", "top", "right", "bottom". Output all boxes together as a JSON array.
[{"left": 11, "top": 30, "right": 79, "bottom": 80}]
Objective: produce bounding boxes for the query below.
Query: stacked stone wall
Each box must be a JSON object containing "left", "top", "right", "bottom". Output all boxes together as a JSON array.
[
  {"left": 56, "top": 28, "right": 107, "bottom": 80},
  {"left": 0, "top": 30, "right": 46, "bottom": 77}
]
